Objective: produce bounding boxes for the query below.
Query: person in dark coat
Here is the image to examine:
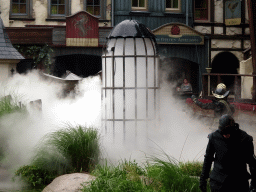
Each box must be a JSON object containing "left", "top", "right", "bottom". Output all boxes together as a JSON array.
[
  {"left": 191, "top": 83, "right": 235, "bottom": 118},
  {"left": 199, "top": 114, "right": 256, "bottom": 192}
]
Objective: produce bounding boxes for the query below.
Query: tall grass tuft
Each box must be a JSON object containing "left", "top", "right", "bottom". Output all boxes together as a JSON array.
[
  {"left": 179, "top": 161, "right": 204, "bottom": 177},
  {"left": 15, "top": 125, "right": 101, "bottom": 188},
  {"left": 0, "top": 94, "right": 24, "bottom": 117},
  {"left": 82, "top": 157, "right": 209, "bottom": 192},
  {"left": 147, "top": 152, "right": 210, "bottom": 192},
  {"left": 32, "top": 125, "right": 100, "bottom": 174},
  {"left": 0, "top": 94, "right": 25, "bottom": 161},
  {"left": 81, "top": 160, "right": 155, "bottom": 192}
]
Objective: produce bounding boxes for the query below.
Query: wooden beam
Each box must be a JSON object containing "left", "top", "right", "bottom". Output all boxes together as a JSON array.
[{"left": 247, "top": 0, "right": 256, "bottom": 102}]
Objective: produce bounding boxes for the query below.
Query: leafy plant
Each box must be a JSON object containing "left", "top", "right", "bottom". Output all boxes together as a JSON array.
[
  {"left": 14, "top": 165, "right": 55, "bottom": 188},
  {"left": 14, "top": 44, "right": 53, "bottom": 73}
]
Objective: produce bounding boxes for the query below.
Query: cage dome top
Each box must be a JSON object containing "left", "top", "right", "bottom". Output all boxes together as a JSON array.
[{"left": 108, "top": 19, "right": 156, "bottom": 40}]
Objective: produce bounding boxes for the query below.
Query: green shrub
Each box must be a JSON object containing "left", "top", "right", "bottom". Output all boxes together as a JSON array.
[{"left": 14, "top": 165, "right": 55, "bottom": 188}]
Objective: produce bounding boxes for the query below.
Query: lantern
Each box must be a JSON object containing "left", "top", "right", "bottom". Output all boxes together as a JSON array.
[{"left": 102, "top": 20, "right": 159, "bottom": 143}]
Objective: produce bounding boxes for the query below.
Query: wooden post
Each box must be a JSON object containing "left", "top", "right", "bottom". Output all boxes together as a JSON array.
[{"left": 247, "top": 0, "right": 256, "bottom": 102}]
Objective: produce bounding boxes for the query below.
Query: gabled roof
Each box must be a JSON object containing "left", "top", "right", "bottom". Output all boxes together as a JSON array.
[{"left": 0, "top": 15, "right": 24, "bottom": 60}]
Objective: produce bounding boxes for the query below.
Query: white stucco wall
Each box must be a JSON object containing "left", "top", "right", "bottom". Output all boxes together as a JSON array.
[
  {"left": 226, "top": 27, "right": 242, "bottom": 35},
  {"left": 240, "top": 57, "right": 253, "bottom": 99},
  {"left": 0, "top": 0, "right": 10, "bottom": 27},
  {"left": 0, "top": 64, "right": 9, "bottom": 82},
  {"left": 244, "top": 40, "right": 251, "bottom": 49},
  {"left": 211, "top": 40, "right": 241, "bottom": 49},
  {"left": 214, "top": 27, "right": 223, "bottom": 35},
  {"left": 196, "top": 1, "right": 249, "bottom": 37},
  {"left": 0, "top": 63, "right": 18, "bottom": 82},
  {"left": 71, "top": 0, "right": 82, "bottom": 15},
  {"left": 214, "top": 0, "right": 223, "bottom": 23},
  {"left": 194, "top": 26, "right": 211, "bottom": 34}
]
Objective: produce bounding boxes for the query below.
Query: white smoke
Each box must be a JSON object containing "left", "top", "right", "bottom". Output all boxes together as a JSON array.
[
  {"left": 1, "top": 68, "right": 255, "bottom": 191},
  {"left": 0, "top": 70, "right": 102, "bottom": 190}
]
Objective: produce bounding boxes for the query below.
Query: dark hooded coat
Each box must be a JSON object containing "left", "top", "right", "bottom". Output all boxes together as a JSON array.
[{"left": 200, "top": 127, "right": 256, "bottom": 191}]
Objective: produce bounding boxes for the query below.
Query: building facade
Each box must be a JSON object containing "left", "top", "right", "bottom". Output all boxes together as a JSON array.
[
  {"left": 0, "top": 0, "right": 112, "bottom": 77},
  {"left": 112, "top": 0, "right": 252, "bottom": 99},
  {"left": 194, "top": 0, "right": 251, "bottom": 100}
]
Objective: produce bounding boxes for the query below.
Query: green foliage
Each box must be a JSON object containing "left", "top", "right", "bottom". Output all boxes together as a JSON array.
[
  {"left": 81, "top": 160, "right": 155, "bottom": 192},
  {"left": 179, "top": 161, "right": 203, "bottom": 177},
  {"left": 14, "top": 125, "right": 101, "bottom": 190},
  {"left": 0, "top": 94, "right": 26, "bottom": 160},
  {"left": 14, "top": 165, "right": 55, "bottom": 188},
  {"left": 40, "top": 125, "right": 100, "bottom": 172},
  {"left": 33, "top": 125, "right": 100, "bottom": 174},
  {"left": 146, "top": 154, "right": 211, "bottom": 192},
  {"left": 14, "top": 44, "right": 53, "bottom": 72},
  {"left": 82, "top": 158, "right": 208, "bottom": 192}
]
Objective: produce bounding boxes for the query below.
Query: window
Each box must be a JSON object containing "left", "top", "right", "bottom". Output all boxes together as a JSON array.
[
  {"left": 10, "top": 0, "right": 33, "bottom": 19},
  {"left": 47, "top": 0, "right": 70, "bottom": 20},
  {"left": 194, "top": 0, "right": 209, "bottom": 20},
  {"left": 11, "top": 0, "right": 27, "bottom": 14},
  {"left": 50, "top": 0, "right": 65, "bottom": 15},
  {"left": 165, "top": 0, "right": 181, "bottom": 13},
  {"left": 132, "top": 0, "right": 147, "bottom": 10},
  {"left": 86, "top": 0, "right": 100, "bottom": 16}
]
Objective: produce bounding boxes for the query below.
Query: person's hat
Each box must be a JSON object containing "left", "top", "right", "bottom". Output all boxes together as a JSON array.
[
  {"left": 212, "top": 83, "right": 230, "bottom": 99},
  {"left": 218, "top": 114, "right": 238, "bottom": 135}
]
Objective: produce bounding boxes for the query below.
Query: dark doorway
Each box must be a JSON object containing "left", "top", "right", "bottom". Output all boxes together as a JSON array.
[
  {"left": 211, "top": 52, "right": 239, "bottom": 94},
  {"left": 16, "top": 59, "right": 34, "bottom": 74},
  {"left": 161, "top": 57, "right": 200, "bottom": 95},
  {"left": 53, "top": 54, "right": 102, "bottom": 78}
]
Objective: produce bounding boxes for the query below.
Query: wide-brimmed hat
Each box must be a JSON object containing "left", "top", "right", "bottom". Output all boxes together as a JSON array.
[{"left": 212, "top": 83, "right": 230, "bottom": 99}]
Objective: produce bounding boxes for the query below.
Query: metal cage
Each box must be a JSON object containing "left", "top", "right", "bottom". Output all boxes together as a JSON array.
[{"left": 102, "top": 20, "right": 159, "bottom": 142}]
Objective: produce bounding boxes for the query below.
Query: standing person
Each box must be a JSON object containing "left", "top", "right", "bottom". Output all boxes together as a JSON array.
[
  {"left": 191, "top": 83, "right": 235, "bottom": 118},
  {"left": 199, "top": 114, "right": 256, "bottom": 192},
  {"left": 180, "top": 78, "right": 193, "bottom": 92}
]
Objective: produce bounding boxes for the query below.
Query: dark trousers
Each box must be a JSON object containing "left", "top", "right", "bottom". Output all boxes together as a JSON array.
[{"left": 210, "top": 177, "right": 249, "bottom": 192}]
